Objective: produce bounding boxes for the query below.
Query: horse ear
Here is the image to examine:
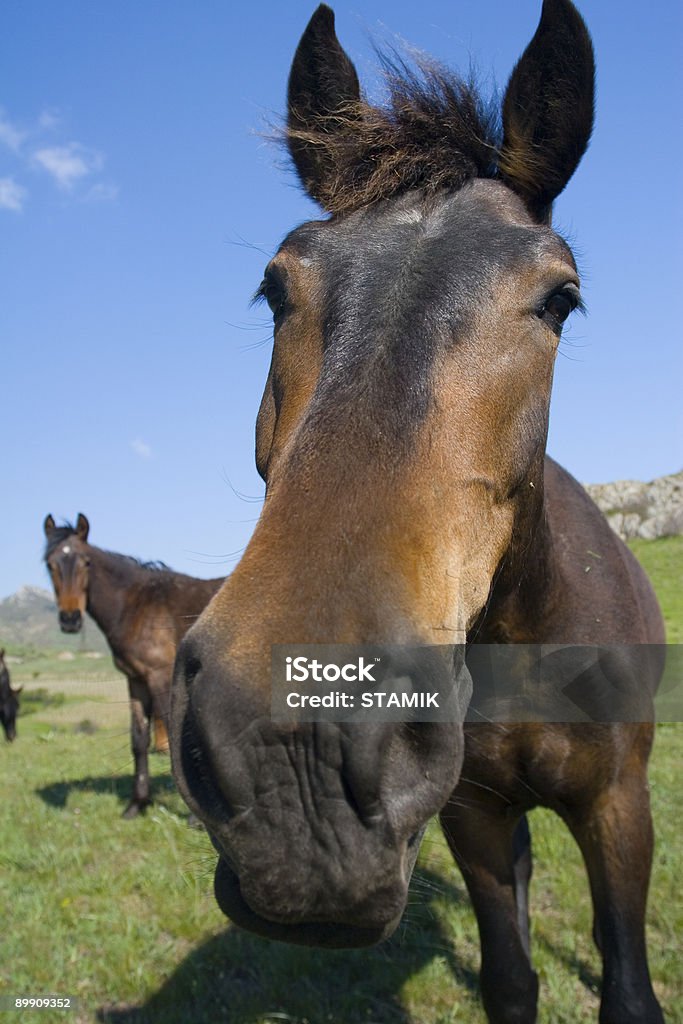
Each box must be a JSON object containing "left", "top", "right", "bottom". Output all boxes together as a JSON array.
[
  {"left": 287, "top": 4, "right": 361, "bottom": 205},
  {"left": 12, "top": 685, "right": 23, "bottom": 697},
  {"left": 44, "top": 514, "right": 56, "bottom": 538},
  {"left": 498, "top": 0, "right": 595, "bottom": 222},
  {"left": 76, "top": 513, "right": 90, "bottom": 542}
]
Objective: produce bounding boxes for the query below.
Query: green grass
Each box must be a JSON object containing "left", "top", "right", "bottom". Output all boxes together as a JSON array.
[
  {"left": 628, "top": 535, "right": 683, "bottom": 643},
  {"left": 19, "top": 688, "right": 67, "bottom": 714},
  {"left": 1, "top": 538, "right": 681, "bottom": 1024},
  {"left": 10, "top": 648, "right": 119, "bottom": 683},
  {"left": 1, "top": 719, "right": 680, "bottom": 1024}
]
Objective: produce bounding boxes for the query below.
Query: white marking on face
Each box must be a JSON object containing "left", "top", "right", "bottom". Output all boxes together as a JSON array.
[
  {"left": 393, "top": 208, "right": 424, "bottom": 225},
  {"left": 62, "top": 545, "right": 71, "bottom": 554}
]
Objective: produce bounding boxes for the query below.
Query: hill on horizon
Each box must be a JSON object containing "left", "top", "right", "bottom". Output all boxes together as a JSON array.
[{"left": 0, "top": 585, "right": 110, "bottom": 654}]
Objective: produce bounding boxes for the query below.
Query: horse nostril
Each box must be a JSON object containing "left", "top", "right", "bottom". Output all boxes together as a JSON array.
[
  {"left": 184, "top": 655, "right": 202, "bottom": 687},
  {"left": 59, "top": 610, "right": 81, "bottom": 630}
]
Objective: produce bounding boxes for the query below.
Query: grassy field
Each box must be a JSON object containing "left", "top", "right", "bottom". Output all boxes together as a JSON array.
[
  {"left": 8, "top": 648, "right": 119, "bottom": 684},
  {"left": 1, "top": 538, "right": 681, "bottom": 1024},
  {"left": 629, "top": 536, "right": 683, "bottom": 644}
]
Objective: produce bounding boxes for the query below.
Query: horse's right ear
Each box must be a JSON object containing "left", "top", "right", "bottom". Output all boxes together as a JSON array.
[
  {"left": 76, "top": 513, "right": 90, "bottom": 542},
  {"left": 44, "top": 514, "right": 56, "bottom": 538},
  {"left": 287, "top": 4, "right": 361, "bottom": 205}
]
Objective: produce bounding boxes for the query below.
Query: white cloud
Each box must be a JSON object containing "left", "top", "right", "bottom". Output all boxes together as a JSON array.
[
  {"left": 0, "top": 177, "right": 27, "bottom": 212},
  {"left": 0, "top": 106, "right": 116, "bottom": 205},
  {"left": 0, "top": 110, "right": 24, "bottom": 152},
  {"left": 38, "top": 109, "right": 61, "bottom": 131},
  {"left": 33, "top": 143, "right": 103, "bottom": 190},
  {"left": 131, "top": 438, "right": 153, "bottom": 459},
  {"left": 85, "top": 181, "right": 119, "bottom": 203}
]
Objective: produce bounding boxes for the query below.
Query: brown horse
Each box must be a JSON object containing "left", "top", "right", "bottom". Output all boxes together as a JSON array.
[
  {"left": 0, "top": 648, "right": 22, "bottom": 742},
  {"left": 44, "top": 513, "right": 223, "bottom": 817},
  {"left": 170, "top": 3, "right": 665, "bottom": 1022}
]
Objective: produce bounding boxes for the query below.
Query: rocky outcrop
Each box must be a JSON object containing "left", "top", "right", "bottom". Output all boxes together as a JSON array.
[{"left": 584, "top": 470, "right": 683, "bottom": 541}]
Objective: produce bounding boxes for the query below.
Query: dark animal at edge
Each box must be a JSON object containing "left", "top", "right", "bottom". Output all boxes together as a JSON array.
[
  {"left": 0, "top": 648, "right": 22, "bottom": 742},
  {"left": 43, "top": 514, "right": 222, "bottom": 817},
  {"left": 170, "top": 3, "right": 666, "bottom": 1022}
]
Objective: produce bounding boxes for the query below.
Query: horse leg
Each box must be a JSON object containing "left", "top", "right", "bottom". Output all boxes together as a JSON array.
[
  {"left": 562, "top": 768, "right": 663, "bottom": 1024},
  {"left": 440, "top": 796, "right": 538, "bottom": 1024},
  {"left": 512, "top": 814, "right": 533, "bottom": 959},
  {"left": 152, "top": 716, "right": 169, "bottom": 753},
  {"left": 122, "top": 678, "right": 153, "bottom": 819},
  {"left": 150, "top": 671, "right": 171, "bottom": 754}
]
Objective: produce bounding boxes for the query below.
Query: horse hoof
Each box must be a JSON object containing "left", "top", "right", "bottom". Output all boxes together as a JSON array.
[{"left": 122, "top": 800, "right": 151, "bottom": 819}]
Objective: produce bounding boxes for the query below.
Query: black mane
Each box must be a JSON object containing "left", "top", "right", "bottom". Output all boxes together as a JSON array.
[
  {"left": 44, "top": 521, "right": 170, "bottom": 573},
  {"left": 286, "top": 54, "right": 502, "bottom": 215}
]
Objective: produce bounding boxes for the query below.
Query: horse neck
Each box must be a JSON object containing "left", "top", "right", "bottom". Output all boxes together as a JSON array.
[
  {"left": 84, "top": 546, "right": 143, "bottom": 639},
  {"left": 476, "top": 470, "right": 558, "bottom": 642}
]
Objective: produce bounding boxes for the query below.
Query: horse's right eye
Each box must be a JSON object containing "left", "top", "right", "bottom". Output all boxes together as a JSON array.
[
  {"left": 264, "top": 283, "right": 286, "bottom": 318},
  {"left": 255, "top": 271, "right": 288, "bottom": 320}
]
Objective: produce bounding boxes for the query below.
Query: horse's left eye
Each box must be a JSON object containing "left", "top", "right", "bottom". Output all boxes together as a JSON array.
[{"left": 538, "top": 286, "right": 581, "bottom": 333}]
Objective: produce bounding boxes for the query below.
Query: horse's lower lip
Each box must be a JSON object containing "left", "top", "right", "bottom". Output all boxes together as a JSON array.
[
  {"left": 59, "top": 623, "right": 81, "bottom": 634},
  {"left": 213, "top": 854, "right": 401, "bottom": 949}
]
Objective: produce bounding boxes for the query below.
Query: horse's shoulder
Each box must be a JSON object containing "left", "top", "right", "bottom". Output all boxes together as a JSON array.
[{"left": 543, "top": 457, "right": 664, "bottom": 643}]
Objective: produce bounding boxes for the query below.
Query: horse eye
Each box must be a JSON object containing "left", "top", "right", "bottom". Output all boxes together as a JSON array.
[
  {"left": 260, "top": 276, "right": 287, "bottom": 319},
  {"left": 538, "top": 286, "right": 580, "bottom": 333}
]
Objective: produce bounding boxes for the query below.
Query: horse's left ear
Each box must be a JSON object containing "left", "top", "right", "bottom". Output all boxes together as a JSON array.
[
  {"left": 498, "top": 0, "right": 595, "bottom": 222},
  {"left": 12, "top": 685, "right": 23, "bottom": 696},
  {"left": 287, "top": 4, "right": 361, "bottom": 206},
  {"left": 76, "top": 513, "right": 90, "bottom": 542}
]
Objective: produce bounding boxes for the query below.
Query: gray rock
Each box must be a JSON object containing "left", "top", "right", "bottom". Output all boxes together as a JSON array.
[{"left": 584, "top": 470, "right": 683, "bottom": 541}]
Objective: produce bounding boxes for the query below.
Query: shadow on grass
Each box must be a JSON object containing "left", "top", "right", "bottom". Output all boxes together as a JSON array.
[
  {"left": 535, "top": 931, "right": 602, "bottom": 994},
  {"left": 35, "top": 770, "right": 177, "bottom": 811},
  {"left": 96, "top": 868, "right": 479, "bottom": 1024}
]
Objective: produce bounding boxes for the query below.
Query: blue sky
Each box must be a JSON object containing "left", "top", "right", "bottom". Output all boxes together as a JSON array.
[{"left": 1, "top": 0, "right": 681, "bottom": 598}]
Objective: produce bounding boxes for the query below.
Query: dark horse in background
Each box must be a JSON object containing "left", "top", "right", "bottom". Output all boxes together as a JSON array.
[
  {"left": 0, "top": 648, "right": 22, "bottom": 742},
  {"left": 170, "top": 2, "right": 665, "bottom": 1022},
  {"left": 44, "top": 514, "right": 223, "bottom": 817}
]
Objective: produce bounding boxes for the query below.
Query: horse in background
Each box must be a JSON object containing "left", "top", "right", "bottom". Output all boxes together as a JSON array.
[
  {"left": 170, "top": 2, "right": 665, "bottom": 1022},
  {"left": 0, "top": 648, "right": 21, "bottom": 742},
  {"left": 44, "top": 513, "right": 223, "bottom": 817}
]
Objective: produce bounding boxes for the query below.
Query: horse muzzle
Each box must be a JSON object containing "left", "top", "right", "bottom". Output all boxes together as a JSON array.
[{"left": 59, "top": 610, "right": 83, "bottom": 633}]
